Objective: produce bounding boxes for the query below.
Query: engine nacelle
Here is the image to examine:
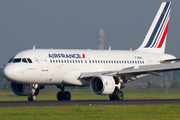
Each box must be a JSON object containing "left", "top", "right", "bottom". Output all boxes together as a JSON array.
[
  {"left": 11, "top": 82, "right": 45, "bottom": 96},
  {"left": 11, "top": 82, "right": 31, "bottom": 96},
  {"left": 90, "top": 75, "right": 121, "bottom": 95}
]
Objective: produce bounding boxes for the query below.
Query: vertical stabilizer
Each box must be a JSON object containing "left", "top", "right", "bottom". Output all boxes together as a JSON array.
[{"left": 136, "top": 2, "right": 171, "bottom": 53}]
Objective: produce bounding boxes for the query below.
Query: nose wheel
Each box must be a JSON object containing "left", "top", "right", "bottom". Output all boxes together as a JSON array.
[
  {"left": 28, "top": 84, "right": 39, "bottom": 101},
  {"left": 28, "top": 94, "right": 37, "bottom": 101}
]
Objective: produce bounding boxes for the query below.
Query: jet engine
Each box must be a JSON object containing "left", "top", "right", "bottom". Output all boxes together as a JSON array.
[
  {"left": 90, "top": 75, "right": 121, "bottom": 95},
  {"left": 11, "top": 82, "right": 44, "bottom": 96}
]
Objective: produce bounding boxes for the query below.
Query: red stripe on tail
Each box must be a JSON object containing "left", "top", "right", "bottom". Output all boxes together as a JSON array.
[{"left": 157, "top": 21, "right": 169, "bottom": 48}]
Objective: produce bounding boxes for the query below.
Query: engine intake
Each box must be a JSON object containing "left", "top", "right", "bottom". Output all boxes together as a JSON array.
[
  {"left": 90, "top": 75, "right": 121, "bottom": 95},
  {"left": 11, "top": 82, "right": 30, "bottom": 96}
]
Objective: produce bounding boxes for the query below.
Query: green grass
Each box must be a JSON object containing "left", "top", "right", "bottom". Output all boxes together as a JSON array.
[
  {"left": 1, "top": 88, "right": 180, "bottom": 120},
  {"left": 0, "top": 104, "right": 180, "bottom": 120},
  {"left": 1, "top": 88, "right": 180, "bottom": 101}
]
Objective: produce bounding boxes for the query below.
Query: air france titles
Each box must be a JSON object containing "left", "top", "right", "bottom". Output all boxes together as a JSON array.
[{"left": 49, "top": 53, "right": 84, "bottom": 59}]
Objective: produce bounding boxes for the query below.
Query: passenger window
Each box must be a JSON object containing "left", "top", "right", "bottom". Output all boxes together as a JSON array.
[
  {"left": 114, "top": 60, "right": 116, "bottom": 63},
  {"left": 95, "top": 60, "right": 97, "bottom": 63},
  {"left": 81, "top": 60, "right": 83, "bottom": 63},
  {"left": 111, "top": 60, "right": 113, "bottom": 63},
  {"left": 85, "top": 60, "right": 87, "bottom": 63},
  {"left": 70, "top": 60, "right": 72, "bottom": 63},
  {"left": 64, "top": 60, "right": 66, "bottom": 63},
  {"left": 89, "top": 60, "right": 91, "bottom": 63},
  {"left": 59, "top": 60, "right": 61, "bottom": 63},
  {"left": 117, "top": 60, "right": 118, "bottom": 63},
  {"left": 61, "top": 60, "right": 63, "bottom": 63},
  {"left": 53, "top": 60, "right": 55, "bottom": 63},
  {"left": 27, "top": 58, "right": 33, "bottom": 63},
  {"left": 22, "top": 58, "right": 28, "bottom": 63},
  {"left": 119, "top": 60, "right": 121, "bottom": 64},
  {"left": 13, "top": 58, "right": 21, "bottom": 63},
  {"left": 56, "top": 60, "right": 58, "bottom": 63},
  {"left": 127, "top": 61, "right": 129, "bottom": 64},
  {"left": 50, "top": 60, "right": 52, "bottom": 63},
  {"left": 67, "top": 60, "right": 69, "bottom": 63}
]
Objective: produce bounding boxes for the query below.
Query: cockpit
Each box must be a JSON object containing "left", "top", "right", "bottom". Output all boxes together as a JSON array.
[{"left": 8, "top": 58, "right": 33, "bottom": 63}]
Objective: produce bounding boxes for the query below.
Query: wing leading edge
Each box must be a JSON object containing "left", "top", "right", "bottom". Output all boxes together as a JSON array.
[{"left": 80, "top": 62, "right": 180, "bottom": 80}]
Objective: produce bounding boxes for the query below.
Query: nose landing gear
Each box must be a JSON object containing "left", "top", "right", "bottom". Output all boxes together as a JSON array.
[{"left": 28, "top": 84, "right": 39, "bottom": 101}]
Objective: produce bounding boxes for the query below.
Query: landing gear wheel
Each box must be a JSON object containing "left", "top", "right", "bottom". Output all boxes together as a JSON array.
[
  {"left": 57, "top": 91, "right": 63, "bottom": 101},
  {"left": 63, "top": 91, "right": 71, "bottom": 101},
  {"left": 28, "top": 95, "right": 37, "bottom": 101},
  {"left": 34, "top": 89, "right": 39, "bottom": 95},
  {"left": 109, "top": 94, "right": 116, "bottom": 101},
  {"left": 116, "top": 91, "right": 123, "bottom": 101}
]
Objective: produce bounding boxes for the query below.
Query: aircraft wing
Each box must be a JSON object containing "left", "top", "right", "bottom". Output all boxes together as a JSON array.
[{"left": 80, "top": 62, "right": 180, "bottom": 78}]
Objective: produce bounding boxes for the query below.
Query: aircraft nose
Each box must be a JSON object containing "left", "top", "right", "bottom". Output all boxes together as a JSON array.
[{"left": 2, "top": 65, "right": 15, "bottom": 81}]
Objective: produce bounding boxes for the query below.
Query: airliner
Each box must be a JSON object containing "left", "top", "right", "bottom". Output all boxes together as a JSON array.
[{"left": 2, "top": 2, "right": 180, "bottom": 101}]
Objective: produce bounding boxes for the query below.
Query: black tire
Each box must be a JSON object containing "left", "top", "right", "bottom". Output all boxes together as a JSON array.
[
  {"left": 109, "top": 94, "right": 116, "bottom": 101},
  {"left": 63, "top": 91, "right": 71, "bottom": 101},
  {"left": 57, "top": 91, "right": 63, "bottom": 101},
  {"left": 28, "top": 95, "right": 37, "bottom": 101},
  {"left": 116, "top": 91, "right": 123, "bottom": 101},
  {"left": 28, "top": 95, "right": 32, "bottom": 101}
]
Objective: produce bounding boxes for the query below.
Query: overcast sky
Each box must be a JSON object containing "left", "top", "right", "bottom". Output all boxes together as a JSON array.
[{"left": 0, "top": 0, "right": 180, "bottom": 65}]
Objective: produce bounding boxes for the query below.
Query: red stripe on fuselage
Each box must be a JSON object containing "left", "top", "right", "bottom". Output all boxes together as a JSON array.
[
  {"left": 82, "top": 54, "right": 85, "bottom": 58},
  {"left": 157, "top": 21, "right": 169, "bottom": 48}
]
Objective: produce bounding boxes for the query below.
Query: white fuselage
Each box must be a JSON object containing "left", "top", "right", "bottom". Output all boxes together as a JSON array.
[{"left": 3, "top": 49, "right": 175, "bottom": 86}]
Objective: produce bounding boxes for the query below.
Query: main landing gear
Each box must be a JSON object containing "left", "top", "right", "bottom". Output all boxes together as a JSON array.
[
  {"left": 109, "top": 91, "right": 124, "bottom": 101},
  {"left": 57, "top": 85, "right": 71, "bottom": 101},
  {"left": 28, "top": 84, "right": 39, "bottom": 101}
]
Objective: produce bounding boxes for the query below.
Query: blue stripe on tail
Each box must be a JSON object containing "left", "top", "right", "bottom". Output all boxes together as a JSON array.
[{"left": 144, "top": 2, "right": 170, "bottom": 48}]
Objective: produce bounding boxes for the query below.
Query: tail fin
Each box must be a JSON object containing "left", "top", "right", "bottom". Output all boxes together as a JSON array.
[{"left": 136, "top": 2, "right": 171, "bottom": 53}]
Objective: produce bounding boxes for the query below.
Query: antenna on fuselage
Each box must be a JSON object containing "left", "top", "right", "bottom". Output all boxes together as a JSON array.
[
  {"left": 109, "top": 46, "right": 111, "bottom": 51},
  {"left": 33, "top": 45, "right": 36, "bottom": 50}
]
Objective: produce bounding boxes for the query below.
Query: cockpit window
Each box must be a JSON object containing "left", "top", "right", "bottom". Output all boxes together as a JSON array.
[
  {"left": 13, "top": 58, "right": 21, "bottom": 63},
  {"left": 22, "top": 58, "right": 28, "bottom": 63},
  {"left": 27, "top": 58, "right": 33, "bottom": 63},
  {"left": 8, "top": 58, "right": 13, "bottom": 63}
]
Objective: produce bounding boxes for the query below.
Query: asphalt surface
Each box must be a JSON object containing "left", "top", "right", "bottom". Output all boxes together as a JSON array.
[{"left": 0, "top": 99, "right": 180, "bottom": 107}]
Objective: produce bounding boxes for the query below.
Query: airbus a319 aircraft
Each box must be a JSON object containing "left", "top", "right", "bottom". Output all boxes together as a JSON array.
[{"left": 2, "top": 2, "right": 180, "bottom": 101}]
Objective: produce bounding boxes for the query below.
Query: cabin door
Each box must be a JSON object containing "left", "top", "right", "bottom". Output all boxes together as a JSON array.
[{"left": 38, "top": 53, "right": 48, "bottom": 71}]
